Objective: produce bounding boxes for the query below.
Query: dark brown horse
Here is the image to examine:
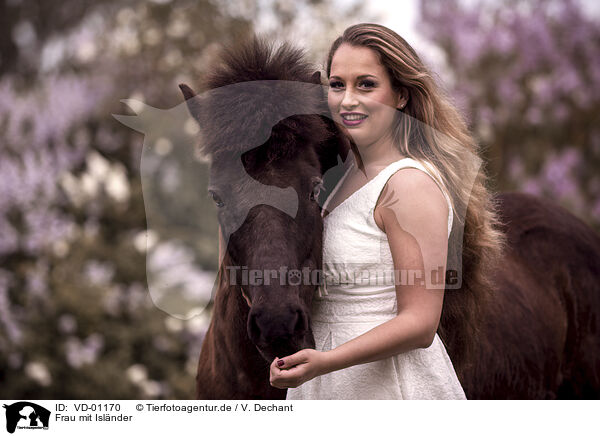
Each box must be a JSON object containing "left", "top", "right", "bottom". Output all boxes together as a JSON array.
[
  {"left": 179, "top": 37, "right": 350, "bottom": 399},
  {"left": 180, "top": 36, "right": 600, "bottom": 399}
]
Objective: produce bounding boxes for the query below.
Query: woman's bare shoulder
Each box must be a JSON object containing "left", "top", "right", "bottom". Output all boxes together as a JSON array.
[{"left": 374, "top": 168, "right": 449, "bottom": 233}]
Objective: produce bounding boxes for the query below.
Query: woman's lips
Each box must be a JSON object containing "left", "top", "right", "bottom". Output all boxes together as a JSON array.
[{"left": 340, "top": 113, "right": 368, "bottom": 127}]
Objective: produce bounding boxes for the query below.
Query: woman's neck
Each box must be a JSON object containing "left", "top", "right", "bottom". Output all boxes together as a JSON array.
[{"left": 353, "top": 135, "right": 406, "bottom": 177}]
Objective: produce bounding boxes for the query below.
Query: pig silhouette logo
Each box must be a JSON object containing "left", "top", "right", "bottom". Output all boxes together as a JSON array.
[{"left": 3, "top": 402, "right": 50, "bottom": 433}]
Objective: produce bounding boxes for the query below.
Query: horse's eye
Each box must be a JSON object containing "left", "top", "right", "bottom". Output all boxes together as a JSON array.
[
  {"left": 310, "top": 178, "right": 324, "bottom": 202},
  {"left": 208, "top": 190, "right": 225, "bottom": 208}
]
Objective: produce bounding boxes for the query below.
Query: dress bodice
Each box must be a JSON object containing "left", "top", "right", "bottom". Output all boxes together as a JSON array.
[{"left": 318, "top": 157, "right": 453, "bottom": 300}]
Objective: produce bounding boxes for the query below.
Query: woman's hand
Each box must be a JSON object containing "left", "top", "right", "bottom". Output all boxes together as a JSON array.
[{"left": 269, "top": 349, "right": 330, "bottom": 389}]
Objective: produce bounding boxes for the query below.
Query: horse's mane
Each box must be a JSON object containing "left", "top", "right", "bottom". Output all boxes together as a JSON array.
[{"left": 195, "top": 35, "right": 333, "bottom": 164}]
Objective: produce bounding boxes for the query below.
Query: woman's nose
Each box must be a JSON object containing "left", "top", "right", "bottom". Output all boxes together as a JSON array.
[{"left": 341, "top": 90, "right": 359, "bottom": 109}]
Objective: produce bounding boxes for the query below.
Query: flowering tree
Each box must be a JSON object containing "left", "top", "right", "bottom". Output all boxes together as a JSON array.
[
  {"left": 418, "top": 0, "right": 600, "bottom": 229},
  {"left": 0, "top": 0, "right": 369, "bottom": 398},
  {"left": 0, "top": 0, "right": 231, "bottom": 399}
]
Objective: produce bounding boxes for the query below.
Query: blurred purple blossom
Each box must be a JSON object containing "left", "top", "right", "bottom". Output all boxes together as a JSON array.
[
  {"left": 22, "top": 209, "right": 75, "bottom": 256},
  {"left": 420, "top": 0, "right": 599, "bottom": 226},
  {"left": 520, "top": 148, "right": 584, "bottom": 209},
  {"left": 126, "top": 282, "right": 153, "bottom": 314},
  {"left": 489, "top": 27, "right": 514, "bottom": 55},
  {"left": 84, "top": 260, "right": 115, "bottom": 287},
  {"left": 0, "top": 75, "right": 107, "bottom": 152},
  {"left": 0, "top": 74, "right": 110, "bottom": 258},
  {"left": 0, "top": 72, "right": 111, "bottom": 349},
  {"left": 102, "top": 282, "right": 153, "bottom": 317},
  {"left": 525, "top": 106, "right": 542, "bottom": 125},
  {"left": 522, "top": 178, "right": 542, "bottom": 196},
  {"left": 497, "top": 78, "right": 521, "bottom": 107},
  {"left": 26, "top": 260, "right": 49, "bottom": 297},
  {"left": 421, "top": 0, "right": 599, "bottom": 113},
  {"left": 58, "top": 314, "right": 78, "bottom": 335},
  {"left": 64, "top": 333, "right": 105, "bottom": 368}
]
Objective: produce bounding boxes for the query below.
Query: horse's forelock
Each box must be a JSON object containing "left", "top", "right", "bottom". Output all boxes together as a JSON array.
[
  {"left": 196, "top": 35, "right": 328, "bottom": 158},
  {"left": 204, "top": 36, "right": 318, "bottom": 89}
]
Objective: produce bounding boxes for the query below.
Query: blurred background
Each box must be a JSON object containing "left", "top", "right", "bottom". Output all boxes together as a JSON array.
[{"left": 0, "top": 0, "right": 598, "bottom": 399}]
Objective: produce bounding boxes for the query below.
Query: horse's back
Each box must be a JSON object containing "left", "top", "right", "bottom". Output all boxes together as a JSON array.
[{"left": 470, "top": 192, "right": 600, "bottom": 399}]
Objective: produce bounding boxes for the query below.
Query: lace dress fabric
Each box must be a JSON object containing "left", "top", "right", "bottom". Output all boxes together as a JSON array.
[{"left": 285, "top": 157, "right": 466, "bottom": 400}]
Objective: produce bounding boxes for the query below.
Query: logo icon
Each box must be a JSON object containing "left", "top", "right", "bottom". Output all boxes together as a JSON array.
[{"left": 3, "top": 402, "right": 50, "bottom": 434}]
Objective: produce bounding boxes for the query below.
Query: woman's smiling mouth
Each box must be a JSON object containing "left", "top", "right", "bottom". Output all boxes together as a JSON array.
[{"left": 340, "top": 112, "right": 368, "bottom": 126}]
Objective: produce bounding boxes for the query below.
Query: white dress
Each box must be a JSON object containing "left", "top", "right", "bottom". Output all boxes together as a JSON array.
[{"left": 286, "top": 157, "right": 466, "bottom": 400}]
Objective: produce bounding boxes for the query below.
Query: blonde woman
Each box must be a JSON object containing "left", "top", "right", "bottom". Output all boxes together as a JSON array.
[{"left": 270, "top": 23, "right": 505, "bottom": 399}]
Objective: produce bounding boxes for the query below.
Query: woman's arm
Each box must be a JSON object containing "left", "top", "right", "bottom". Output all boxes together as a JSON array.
[{"left": 270, "top": 168, "right": 449, "bottom": 387}]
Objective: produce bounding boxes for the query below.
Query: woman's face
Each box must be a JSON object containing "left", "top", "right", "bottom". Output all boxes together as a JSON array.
[{"left": 328, "top": 43, "right": 405, "bottom": 150}]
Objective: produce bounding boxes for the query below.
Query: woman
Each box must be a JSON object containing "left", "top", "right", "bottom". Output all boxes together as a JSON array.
[{"left": 270, "top": 23, "right": 505, "bottom": 399}]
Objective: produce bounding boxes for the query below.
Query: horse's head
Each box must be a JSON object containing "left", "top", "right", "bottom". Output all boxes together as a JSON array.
[{"left": 179, "top": 37, "right": 347, "bottom": 362}]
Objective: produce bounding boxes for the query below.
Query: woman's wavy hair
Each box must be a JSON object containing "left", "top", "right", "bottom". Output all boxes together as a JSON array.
[{"left": 326, "top": 23, "right": 507, "bottom": 375}]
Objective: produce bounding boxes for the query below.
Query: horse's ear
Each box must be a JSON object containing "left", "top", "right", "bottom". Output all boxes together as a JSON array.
[
  {"left": 310, "top": 71, "right": 321, "bottom": 84},
  {"left": 179, "top": 83, "right": 195, "bottom": 100},
  {"left": 179, "top": 83, "right": 202, "bottom": 125}
]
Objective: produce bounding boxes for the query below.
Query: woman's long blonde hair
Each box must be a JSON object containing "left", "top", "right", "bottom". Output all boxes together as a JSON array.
[{"left": 326, "top": 23, "right": 507, "bottom": 375}]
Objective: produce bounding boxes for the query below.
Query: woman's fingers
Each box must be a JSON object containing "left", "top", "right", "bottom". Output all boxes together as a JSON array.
[
  {"left": 270, "top": 353, "right": 310, "bottom": 389},
  {"left": 275, "top": 349, "right": 309, "bottom": 369}
]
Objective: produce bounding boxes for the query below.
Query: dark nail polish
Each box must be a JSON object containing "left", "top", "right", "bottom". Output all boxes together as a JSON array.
[{"left": 277, "top": 359, "right": 284, "bottom": 367}]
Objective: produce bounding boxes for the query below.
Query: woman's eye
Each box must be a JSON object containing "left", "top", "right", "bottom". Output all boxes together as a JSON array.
[
  {"left": 329, "top": 80, "right": 375, "bottom": 90},
  {"left": 359, "top": 80, "right": 376, "bottom": 88},
  {"left": 208, "top": 190, "right": 225, "bottom": 208}
]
